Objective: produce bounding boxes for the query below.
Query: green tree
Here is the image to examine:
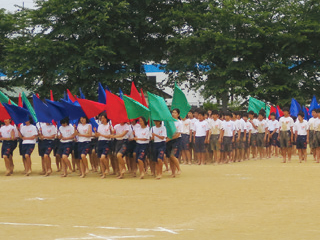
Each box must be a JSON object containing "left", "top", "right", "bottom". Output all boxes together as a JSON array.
[{"left": 4, "top": 0, "right": 175, "bottom": 98}]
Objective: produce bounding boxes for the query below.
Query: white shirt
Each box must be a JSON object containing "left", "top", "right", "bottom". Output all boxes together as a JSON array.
[
  {"left": 173, "top": 120, "right": 182, "bottom": 138},
  {"left": 135, "top": 126, "right": 150, "bottom": 144},
  {"left": 238, "top": 119, "right": 247, "bottom": 132},
  {"left": 13, "top": 125, "right": 19, "bottom": 139},
  {"left": 250, "top": 119, "right": 259, "bottom": 134},
  {"left": 268, "top": 120, "right": 279, "bottom": 132},
  {"left": 279, "top": 116, "right": 294, "bottom": 132},
  {"left": 151, "top": 125, "right": 167, "bottom": 143},
  {"left": 244, "top": 121, "right": 252, "bottom": 133},
  {"left": 194, "top": 120, "right": 209, "bottom": 137},
  {"left": 209, "top": 119, "right": 222, "bottom": 135},
  {"left": 97, "top": 122, "right": 113, "bottom": 141},
  {"left": 0, "top": 125, "right": 14, "bottom": 139},
  {"left": 128, "top": 123, "right": 141, "bottom": 139},
  {"left": 20, "top": 125, "right": 38, "bottom": 144},
  {"left": 295, "top": 120, "right": 309, "bottom": 136},
  {"left": 59, "top": 125, "right": 74, "bottom": 143},
  {"left": 309, "top": 117, "right": 315, "bottom": 131},
  {"left": 77, "top": 124, "right": 92, "bottom": 142},
  {"left": 181, "top": 119, "right": 191, "bottom": 135},
  {"left": 41, "top": 124, "right": 57, "bottom": 139},
  {"left": 114, "top": 123, "right": 129, "bottom": 140},
  {"left": 190, "top": 118, "right": 198, "bottom": 132},
  {"left": 222, "top": 121, "right": 235, "bottom": 137},
  {"left": 257, "top": 119, "right": 267, "bottom": 133},
  {"left": 313, "top": 118, "right": 320, "bottom": 132}
]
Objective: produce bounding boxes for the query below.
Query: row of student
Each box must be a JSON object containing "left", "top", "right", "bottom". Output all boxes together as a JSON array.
[
  {"left": 0, "top": 109, "right": 184, "bottom": 179},
  {"left": 179, "top": 107, "right": 311, "bottom": 164}
]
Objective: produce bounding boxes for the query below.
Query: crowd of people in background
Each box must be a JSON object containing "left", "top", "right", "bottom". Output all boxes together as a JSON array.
[{"left": 0, "top": 106, "right": 316, "bottom": 179}]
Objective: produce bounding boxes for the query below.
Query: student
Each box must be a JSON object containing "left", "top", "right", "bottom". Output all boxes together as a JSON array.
[
  {"left": 188, "top": 110, "right": 197, "bottom": 163},
  {"left": 0, "top": 118, "right": 15, "bottom": 176},
  {"left": 76, "top": 116, "right": 92, "bottom": 178},
  {"left": 308, "top": 110, "right": 317, "bottom": 160},
  {"left": 38, "top": 122, "right": 57, "bottom": 176},
  {"left": 236, "top": 112, "right": 247, "bottom": 162},
  {"left": 314, "top": 109, "right": 320, "bottom": 163},
  {"left": 19, "top": 117, "right": 38, "bottom": 176},
  {"left": 256, "top": 113, "right": 268, "bottom": 159},
  {"left": 248, "top": 111, "right": 258, "bottom": 159},
  {"left": 181, "top": 116, "right": 192, "bottom": 165},
  {"left": 268, "top": 112, "right": 279, "bottom": 158},
  {"left": 219, "top": 112, "right": 235, "bottom": 163},
  {"left": 151, "top": 120, "right": 167, "bottom": 179},
  {"left": 242, "top": 113, "right": 252, "bottom": 160},
  {"left": 95, "top": 113, "right": 113, "bottom": 179},
  {"left": 208, "top": 110, "right": 222, "bottom": 164},
  {"left": 133, "top": 117, "right": 150, "bottom": 179},
  {"left": 113, "top": 121, "right": 130, "bottom": 178},
  {"left": 295, "top": 112, "right": 309, "bottom": 163},
  {"left": 58, "top": 117, "right": 75, "bottom": 177},
  {"left": 36, "top": 122, "right": 47, "bottom": 175},
  {"left": 127, "top": 120, "right": 139, "bottom": 175},
  {"left": 193, "top": 110, "right": 210, "bottom": 165},
  {"left": 278, "top": 107, "right": 294, "bottom": 163},
  {"left": 166, "top": 109, "right": 182, "bottom": 177}
]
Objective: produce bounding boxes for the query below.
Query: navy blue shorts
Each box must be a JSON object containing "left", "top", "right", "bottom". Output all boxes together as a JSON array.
[
  {"left": 97, "top": 140, "right": 111, "bottom": 158},
  {"left": 18, "top": 139, "right": 23, "bottom": 156},
  {"left": 53, "top": 139, "right": 60, "bottom": 156},
  {"left": 296, "top": 135, "right": 307, "bottom": 149},
  {"left": 39, "top": 140, "right": 54, "bottom": 157},
  {"left": 152, "top": 142, "right": 166, "bottom": 162},
  {"left": 90, "top": 138, "right": 98, "bottom": 153},
  {"left": 78, "top": 141, "right": 91, "bottom": 156},
  {"left": 195, "top": 136, "right": 206, "bottom": 153},
  {"left": 166, "top": 138, "right": 181, "bottom": 158},
  {"left": 134, "top": 143, "right": 149, "bottom": 162},
  {"left": 115, "top": 139, "right": 128, "bottom": 156},
  {"left": 181, "top": 134, "right": 190, "bottom": 150},
  {"left": 2, "top": 140, "right": 15, "bottom": 158},
  {"left": 38, "top": 139, "right": 44, "bottom": 156},
  {"left": 126, "top": 140, "right": 136, "bottom": 158},
  {"left": 21, "top": 144, "right": 35, "bottom": 156},
  {"left": 73, "top": 142, "right": 79, "bottom": 159},
  {"left": 60, "top": 142, "right": 72, "bottom": 157},
  {"left": 269, "top": 131, "right": 279, "bottom": 147}
]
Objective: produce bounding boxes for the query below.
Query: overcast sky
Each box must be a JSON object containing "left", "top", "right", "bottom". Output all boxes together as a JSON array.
[{"left": 0, "top": 0, "right": 35, "bottom": 12}]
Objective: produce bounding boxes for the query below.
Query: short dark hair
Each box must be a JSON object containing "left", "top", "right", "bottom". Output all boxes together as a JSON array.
[
  {"left": 298, "top": 111, "right": 304, "bottom": 118},
  {"left": 79, "top": 116, "right": 89, "bottom": 124},
  {"left": 139, "top": 116, "right": 148, "bottom": 126},
  {"left": 248, "top": 111, "right": 255, "bottom": 115},
  {"left": 225, "top": 111, "right": 232, "bottom": 118},
  {"left": 242, "top": 113, "right": 248, "bottom": 118},
  {"left": 283, "top": 107, "right": 290, "bottom": 112},
  {"left": 270, "top": 112, "right": 276, "bottom": 117},
  {"left": 212, "top": 110, "right": 219, "bottom": 115},
  {"left": 60, "top": 117, "right": 70, "bottom": 125}
]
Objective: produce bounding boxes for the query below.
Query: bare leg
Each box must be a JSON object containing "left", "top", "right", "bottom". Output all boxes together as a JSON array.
[{"left": 138, "top": 159, "right": 145, "bottom": 179}]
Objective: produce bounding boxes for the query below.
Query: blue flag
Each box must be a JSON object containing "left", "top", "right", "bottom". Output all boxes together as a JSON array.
[
  {"left": 105, "top": 85, "right": 111, "bottom": 92},
  {"left": 45, "top": 99, "right": 68, "bottom": 121},
  {"left": 309, "top": 96, "right": 319, "bottom": 114},
  {"left": 98, "top": 82, "right": 106, "bottom": 104},
  {"left": 3, "top": 103, "right": 30, "bottom": 124},
  {"left": 119, "top": 88, "right": 124, "bottom": 100},
  {"left": 290, "top": 98, "right": 301, "bottom": 117},
  {"left": 33, "top": 95, "right": 53, "bottom": 123},
  {"left": 302, "top": 106, "right": 309, "bottom": 120},
  {"left": 63, "top": 91, "right": 68, "bottom": 101},
  {"left": 79, "top": 88, "right": 86, "bottom": 99},
  {"left": 60, "top": 99, "right": 86, "bottom": 120}
]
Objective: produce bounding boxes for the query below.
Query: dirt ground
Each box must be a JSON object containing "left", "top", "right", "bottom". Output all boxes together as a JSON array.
[{"left": 1, "top": 147, "right": 320, "bottom": 240}]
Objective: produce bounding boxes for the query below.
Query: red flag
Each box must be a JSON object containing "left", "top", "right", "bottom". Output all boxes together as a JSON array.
[
  {"left": 269, "top": 106, "right": 276, "bottom": 119},
  {"left": 8, "top": 99, "right": 11, "bottom": 105},
  {"left": 105, "top": 90, "right": 129, "bottom": 125},
  {"left": 140, "top": 88, "right": 148, "bottom": 108},
  {"left": 129, "top": 82, "right": 142, "bottom": 103},
  {"left": 67, "top": 89, "right": 76, "bottom": 102},
  {"left": 50, "top": 90, "right": 54, "bottom": 101},
  {"left": 36, "top": 93, "right": 40, "bottom": 98},
  {"left": 277, "top": 105, "right": 284, "bottom": 117},
  {"left": 18, "top": 93, "right": 23, "bottom": 107},
  {"left": 0, "top": 103, "right": 12, "bottom": 121},
  {"left": 77, "top": 98, "right": 106, "bottom": 119}
]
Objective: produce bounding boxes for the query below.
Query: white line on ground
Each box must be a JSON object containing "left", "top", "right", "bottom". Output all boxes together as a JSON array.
[{"left": 0, "top": 222, "right": 59, "bottom": 227}]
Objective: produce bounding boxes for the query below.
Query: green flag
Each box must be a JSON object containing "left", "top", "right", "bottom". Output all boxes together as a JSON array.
[
  {"left": 123, "top": 95, "right": 150, "bottom": 120},
  {"left": 171, "top": 83, "right": 191, "bottom": 119},
  {"left": 21, "top": 92, "right": 38, "bottom": 123},
  {"left": 147, "top": 91, "right": 176, "bottom": 139},
  {"left": 0, "top": 91, "right": 17, "bottom": 106},
  {"left": 248, "top": 97, "right": 270, "bottom": 117}
]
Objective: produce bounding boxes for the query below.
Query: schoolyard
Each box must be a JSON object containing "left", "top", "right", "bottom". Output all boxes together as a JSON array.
[{"left": 1, "top": 147, "right": 320, "bottom": 240}]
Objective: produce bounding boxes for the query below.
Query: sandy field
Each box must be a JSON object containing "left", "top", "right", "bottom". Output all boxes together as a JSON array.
[{"left": 0, "top": 147, "right": 320, "bottom": 240}]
